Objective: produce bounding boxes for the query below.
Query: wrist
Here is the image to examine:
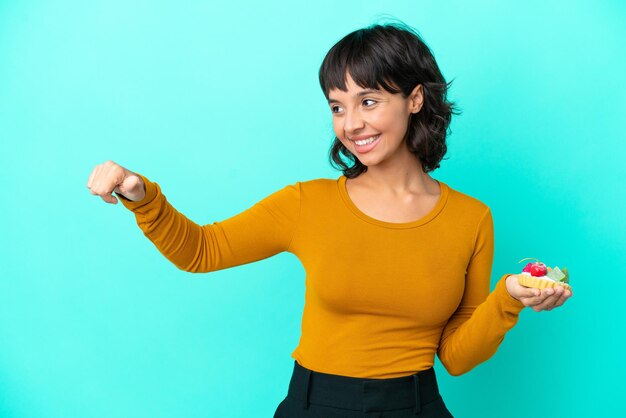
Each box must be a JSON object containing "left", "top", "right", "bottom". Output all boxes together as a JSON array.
[
  {"left": 495, "top": 273, "right": 527, "bottom": 313},
  {"left": 505, "top": 274, "right": 522, "bottom": 303}
]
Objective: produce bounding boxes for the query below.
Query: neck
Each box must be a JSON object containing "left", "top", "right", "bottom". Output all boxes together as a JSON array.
[{"left": 359, "top": 154, "right": 438, "bottom": 197}]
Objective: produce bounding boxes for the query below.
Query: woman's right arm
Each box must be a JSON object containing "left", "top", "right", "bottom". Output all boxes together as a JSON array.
[{"left": 86, "top": 161, "right": 301, "bottom": 273}]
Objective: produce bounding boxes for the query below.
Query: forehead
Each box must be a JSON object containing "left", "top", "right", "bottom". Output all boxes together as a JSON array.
[{"left": 327, "top": 74, "right": 386, "bottom": 103}]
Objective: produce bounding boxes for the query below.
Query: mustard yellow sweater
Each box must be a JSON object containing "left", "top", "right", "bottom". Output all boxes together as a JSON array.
[{"left": 120, "top": 174, "right": 526, "bottom": 378}]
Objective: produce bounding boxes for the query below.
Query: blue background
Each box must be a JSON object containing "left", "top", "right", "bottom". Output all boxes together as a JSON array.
[{"left": 1, "top": 1, "right": 624, "bottom": 417}]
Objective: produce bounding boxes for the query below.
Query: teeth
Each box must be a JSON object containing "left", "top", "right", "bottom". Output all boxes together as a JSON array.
[{"left": 355, "top": 135, "right": 379, "bottom": 146}]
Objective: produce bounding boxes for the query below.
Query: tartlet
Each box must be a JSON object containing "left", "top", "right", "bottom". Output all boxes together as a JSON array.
[{"left": 517, "top": 258, "right": 572, "bottom": 291}]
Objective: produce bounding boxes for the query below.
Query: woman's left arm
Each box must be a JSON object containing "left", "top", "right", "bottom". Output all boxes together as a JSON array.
[{"left": 436, "top": 208, "right": 572, "bottom": 376}]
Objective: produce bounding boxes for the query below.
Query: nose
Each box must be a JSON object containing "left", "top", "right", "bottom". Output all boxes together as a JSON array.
[{"left": 343, "top": 109, "right": 365, "bottom": 137}]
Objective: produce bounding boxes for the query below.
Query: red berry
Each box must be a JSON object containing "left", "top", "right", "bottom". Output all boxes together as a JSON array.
[
  {"left": 530, "top": 262, "right": 547, "bottom": 277},
  {"left": 522, "top": 262, "right": 533, "bottom": 273}
]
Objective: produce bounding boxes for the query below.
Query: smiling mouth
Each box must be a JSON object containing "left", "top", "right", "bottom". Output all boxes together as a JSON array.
[{"left": 351, "top": 134, "right": 380, "bottom": 146}]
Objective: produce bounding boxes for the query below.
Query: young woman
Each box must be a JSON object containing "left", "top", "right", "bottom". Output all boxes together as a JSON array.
[{"left": 87, "top": 22, "right": 572, "bottom": 418}]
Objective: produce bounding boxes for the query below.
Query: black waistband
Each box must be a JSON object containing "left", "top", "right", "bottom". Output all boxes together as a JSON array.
[{"left": 287, "top": 360, "right": 441, "bottom": 414}]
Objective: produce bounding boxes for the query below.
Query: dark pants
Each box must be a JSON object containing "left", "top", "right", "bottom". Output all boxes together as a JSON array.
[{"left": 274, "top": 360, "right": 454, "bottom": 417}]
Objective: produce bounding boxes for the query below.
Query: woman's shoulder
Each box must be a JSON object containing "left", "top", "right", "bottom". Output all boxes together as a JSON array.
[
  {"left": 295, "top": 176, "right": 341, "bottom": 191},
  {"left": 442, "top": 181, "right": 491, "bottom": 215},
  {"left": 264, "top": 177, "right": 338, "bottom": 204}
]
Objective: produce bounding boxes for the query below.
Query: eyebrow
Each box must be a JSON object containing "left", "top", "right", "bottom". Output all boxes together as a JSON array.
[{"left": 328, "top": 89, "right": 381, "bottom": 104}]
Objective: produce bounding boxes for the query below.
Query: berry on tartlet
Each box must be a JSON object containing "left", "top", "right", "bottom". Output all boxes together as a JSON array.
[{"left": 517, "top": 258, "right": 572, "bottom": 291}]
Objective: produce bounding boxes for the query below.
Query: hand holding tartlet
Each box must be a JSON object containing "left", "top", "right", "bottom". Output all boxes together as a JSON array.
[{"left": 505, "top": 258, "right": 573, "bottom": 312}]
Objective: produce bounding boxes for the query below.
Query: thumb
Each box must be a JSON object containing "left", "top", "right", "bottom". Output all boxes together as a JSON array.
[
  {"left": 511, "top": 275, "right": 541, "bottom": 298},
  {"left": 114, "top": 173, "right": 143, "bottom": 201}
]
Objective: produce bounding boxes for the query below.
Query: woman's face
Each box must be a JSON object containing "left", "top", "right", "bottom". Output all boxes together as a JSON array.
[{"left": 327, "top": 73, "right": 423, "bottom": 168}]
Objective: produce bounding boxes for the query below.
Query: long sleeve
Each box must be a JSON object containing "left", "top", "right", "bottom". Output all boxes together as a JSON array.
[
  {"left": 118, "top": 173, "right": 301, "bottom": 273},
  {"left": 436, "top": 208, "right": 526, "bottom": 376}
]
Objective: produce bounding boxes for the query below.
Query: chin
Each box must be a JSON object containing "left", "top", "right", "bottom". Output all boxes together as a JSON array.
[{"left": 356, "top": 156, "right": 382, "bottom": 167}]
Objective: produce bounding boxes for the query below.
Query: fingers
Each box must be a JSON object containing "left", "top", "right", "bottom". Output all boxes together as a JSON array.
[
  {"left": 87, "top": 166, "right": 97, "bottom": 190},
  {"left": 531, "top": 289, "right": 560, "bottom": 312},
  {"left": 87, "top": 160, "right": 125, "bottom": 204},
  {"left": 525, "top": 286, "right": 572, "bottom": 312},
  {"left": 518, "top": 287, "right": 549, "bottom": 308},
  {"left": 521, "top": 286, "right": 541, "bottom": 299},
  {"left": 519, "top": 291, "right": 547, "bottom": 309},
  {"left": 553, "top": 287, "right": 572, "bottom": 308},
  {"left": 87, "top": 164, "right": 103, "bottom": 194},
  {"left": 509, "top": 275, "right": 541, "bottom": 299},
  {"left": 100, "top": 192, "right": 118, "bottom": 204}
]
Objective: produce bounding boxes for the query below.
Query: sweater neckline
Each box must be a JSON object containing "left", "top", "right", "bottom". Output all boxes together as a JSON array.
[{"left": 336, "top": 175, "right": 449, "bottom": 229}]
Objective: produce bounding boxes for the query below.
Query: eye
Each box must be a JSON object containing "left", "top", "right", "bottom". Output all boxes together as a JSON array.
[
  {"left": 363, "top": 99, "right": 377, "bottom": 107},
  {"left": 331, "top": 105, "right": 343, "bottom": 114}
]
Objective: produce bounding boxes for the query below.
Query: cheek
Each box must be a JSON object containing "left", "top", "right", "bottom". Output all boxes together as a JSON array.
[
  {"left": 330, "top": 118, "right": 355, "bottom": 150},
  {"left": 370, "top": 113, "right": 396, "bottom": 135},
  {"left": 338, "top": 137, "right": 351, "bottom": 149},
  {"left": 332, "top": 122, "right": 341, "bottom": 138},
  {"left": 332, "top": 120, "right": 346, "bottom": 142},
  {"left": 382, "top": 110, "right": 410, "bottom": 136}
]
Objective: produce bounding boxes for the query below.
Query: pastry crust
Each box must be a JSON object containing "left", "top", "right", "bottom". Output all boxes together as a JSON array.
[{"left": 518, "top": 274, "right": 572, "bottom": 291}]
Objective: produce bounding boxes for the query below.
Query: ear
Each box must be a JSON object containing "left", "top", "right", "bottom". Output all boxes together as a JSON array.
[{"left": 408, "top": 84, "right": 424, "bottom": 114}]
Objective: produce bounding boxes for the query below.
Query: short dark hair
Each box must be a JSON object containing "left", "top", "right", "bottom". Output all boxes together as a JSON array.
[{"left": 319, "top": 22, "right": 459, "bottom": 177}]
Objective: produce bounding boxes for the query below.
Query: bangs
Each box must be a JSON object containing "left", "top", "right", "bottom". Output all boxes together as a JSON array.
[{"left": 319, "top": 28, "right": 403, "bottom": 99}]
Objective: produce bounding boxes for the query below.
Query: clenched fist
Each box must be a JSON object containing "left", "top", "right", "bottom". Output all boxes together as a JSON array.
[{"left": 86, "top": 160, "right": 146, "bottom": 204}]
